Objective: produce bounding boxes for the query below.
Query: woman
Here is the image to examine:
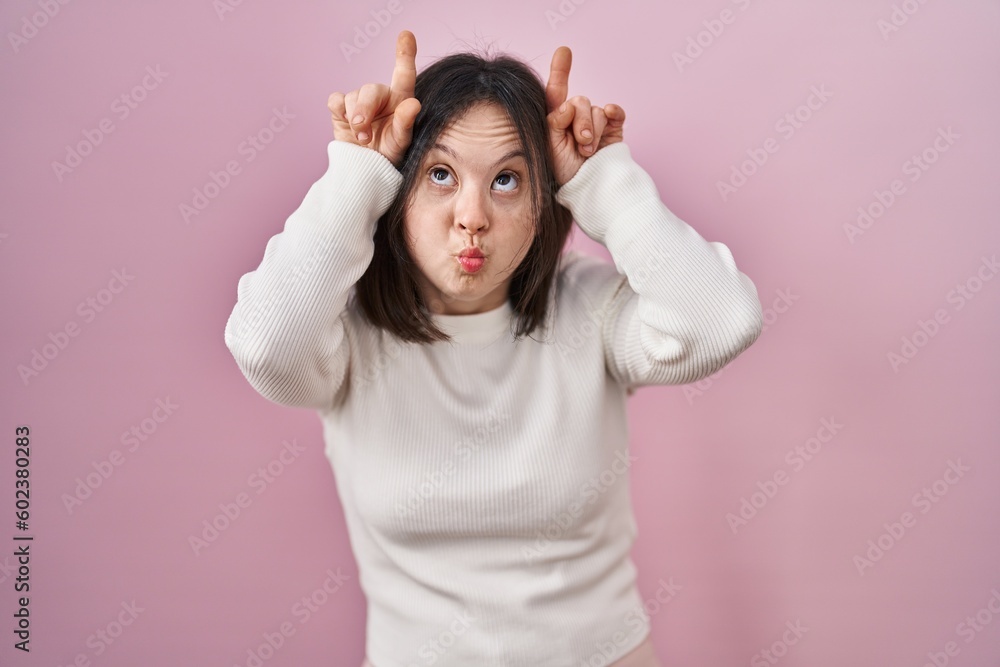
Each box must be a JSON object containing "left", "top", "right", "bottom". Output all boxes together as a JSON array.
[{"left": 225, "top": 29, "right": 763, "bottom": 667}]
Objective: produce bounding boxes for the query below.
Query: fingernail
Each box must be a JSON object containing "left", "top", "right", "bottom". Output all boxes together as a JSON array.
[
  {"left": 357, "top": 131, "right": 369, "bottom": 142},
  {"left": 352, "top": 114, "right": 364, "bottom": 124},
  {"left": 581, "top": 129, "right": 592, "bottom": 140}
]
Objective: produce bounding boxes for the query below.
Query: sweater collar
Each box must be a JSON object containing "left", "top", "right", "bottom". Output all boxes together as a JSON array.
[{"left": 430, "top": 299, "right": 515, "bottom": 345}]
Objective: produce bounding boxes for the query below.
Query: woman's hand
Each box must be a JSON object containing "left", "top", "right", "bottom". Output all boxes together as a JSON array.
[
  {"left": 545, "top": 46, "right": 626, "bottom": 187},
  {"left": 327, "top": 30, "right": 421, "bottom": 169}
]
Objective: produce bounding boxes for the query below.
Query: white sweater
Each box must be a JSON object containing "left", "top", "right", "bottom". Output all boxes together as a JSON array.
[{"left": 224, "top": 139, "right": 763, "bottom": 666}]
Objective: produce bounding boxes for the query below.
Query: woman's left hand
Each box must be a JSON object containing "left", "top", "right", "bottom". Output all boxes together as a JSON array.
[{"left": 545, "top": 45, "right": 626, "bottom": 187}]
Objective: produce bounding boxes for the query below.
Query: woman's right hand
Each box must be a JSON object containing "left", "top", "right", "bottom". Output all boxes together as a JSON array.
[{"left": 327, "top": 30, "right": 421, "bottom": 169}]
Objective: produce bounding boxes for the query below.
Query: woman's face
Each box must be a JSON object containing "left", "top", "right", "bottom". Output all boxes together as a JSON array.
[{"left": 404, "top": 102, "right": 536, "bottom": 316}]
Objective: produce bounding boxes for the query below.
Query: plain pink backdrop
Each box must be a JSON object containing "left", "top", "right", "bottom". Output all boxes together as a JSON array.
[{"left": 2, "top": 1, "right": 999, "bottom": 666}]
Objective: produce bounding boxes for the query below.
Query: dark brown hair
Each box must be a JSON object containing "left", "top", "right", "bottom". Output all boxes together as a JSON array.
[{"left": 353, "top": 45, "right": 574, "bottom": 343}]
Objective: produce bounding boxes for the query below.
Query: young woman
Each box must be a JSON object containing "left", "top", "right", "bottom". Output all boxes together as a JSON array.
[{"left": 225, "top": 29, "right": 763, "bottom": 667}]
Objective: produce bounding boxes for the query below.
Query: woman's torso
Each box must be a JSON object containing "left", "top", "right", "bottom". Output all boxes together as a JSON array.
[{"left": 330, "top": 254, "right": 653, "bottom": 664}]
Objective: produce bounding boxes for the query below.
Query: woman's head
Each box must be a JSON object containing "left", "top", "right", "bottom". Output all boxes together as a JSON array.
[{"left": 354, "top": 48, "right": 574, "bottom": 343}]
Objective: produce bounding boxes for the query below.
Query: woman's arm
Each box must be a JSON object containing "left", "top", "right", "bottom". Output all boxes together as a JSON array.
[
  {"left": 554, "top": 142, "right": 764, "bottom": 389},
  {"left": 224, "top": 140, "right": 402, "bottom": 409}
]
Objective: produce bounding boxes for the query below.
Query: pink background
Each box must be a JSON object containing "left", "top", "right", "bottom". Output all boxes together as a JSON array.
[{"left": 2, "top": 1, "right": 999, "bottom": 666}]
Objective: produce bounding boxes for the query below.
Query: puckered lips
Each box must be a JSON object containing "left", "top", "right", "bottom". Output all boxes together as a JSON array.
[{"left": 457, "top": 246, "right": 485, "bottom": 273}]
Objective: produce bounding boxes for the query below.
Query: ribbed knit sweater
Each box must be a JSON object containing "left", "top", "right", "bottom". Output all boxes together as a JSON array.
[{"left": 224, "top": 139, "right": 764, "bottom": 666}]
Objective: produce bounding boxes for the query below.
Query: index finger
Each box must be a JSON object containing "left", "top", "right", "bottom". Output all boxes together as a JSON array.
[
  {"left": 390, "top": 30, "right": 418, "bottom": 99},
  {"left": 545, "top": 46, "right": 571, "bottom": 114}
]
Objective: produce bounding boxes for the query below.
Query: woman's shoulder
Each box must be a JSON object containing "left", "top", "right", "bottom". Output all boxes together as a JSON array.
[
  {"left": 557, "top": 249, "right": 629, "bottom": 301},
  {"left": 553, "top": 249, "right": 632, "bottom": 325}
]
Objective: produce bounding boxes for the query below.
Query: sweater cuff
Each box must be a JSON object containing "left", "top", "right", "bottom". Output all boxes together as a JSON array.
[
  {"left": 321, "top": 140, "right": 404, "bottom": 229},
  {"left": 553, "top": 143, "right": 660, "bottom": 246}
]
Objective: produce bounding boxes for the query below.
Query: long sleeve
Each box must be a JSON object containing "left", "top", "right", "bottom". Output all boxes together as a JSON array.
[
  {"left": 224, "top": 140, "right": 403, "bottom": 409},
  {"left": 554, "top": 142, "right": 763, "bottom": 389}
]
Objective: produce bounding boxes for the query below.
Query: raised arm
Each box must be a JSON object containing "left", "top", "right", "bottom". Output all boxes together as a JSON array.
[
  {"left": 544, "top": 43, "right": 762, "bottom": 390},
  {"left": 224, "top": 30, "right": 419, "bottom": 409},
  {"left": 554, "top": 143, "right": 763, "bottom": 388},
  {"left": 224, "top": 141, "right": 403, "bottom": 408}
]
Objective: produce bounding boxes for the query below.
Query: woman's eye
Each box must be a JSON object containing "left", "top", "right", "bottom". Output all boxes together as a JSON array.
[
  {"left": 430, "top": 168, "right": 454, "bottom": 186},
  {"left": 493, "top": 172, "right": 518, "bottom": 192},
  {"left": 428, "top": 168, "right": 518, "bottom": 192}
]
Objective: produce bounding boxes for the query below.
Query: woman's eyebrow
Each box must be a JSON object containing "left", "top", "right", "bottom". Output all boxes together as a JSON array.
[{"left": 431, "top": 143, "right": 525, "bottom": 169}]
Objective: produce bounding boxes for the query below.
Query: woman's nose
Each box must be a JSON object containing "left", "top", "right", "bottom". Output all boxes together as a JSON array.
[{"left": 454, "top": 186, "right": 489, "bottom": 235}]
